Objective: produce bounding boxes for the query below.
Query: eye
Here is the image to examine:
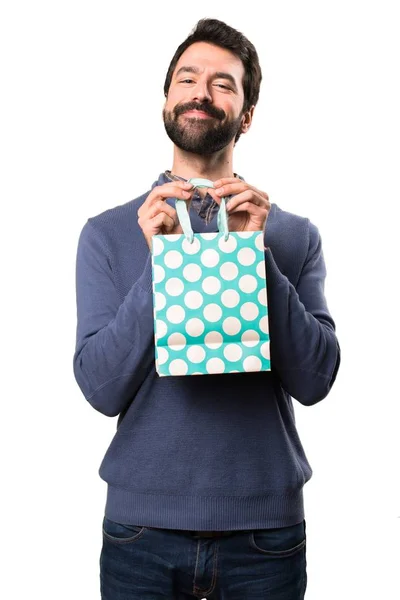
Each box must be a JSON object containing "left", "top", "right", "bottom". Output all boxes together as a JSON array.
[
  {"left": 214, "top": 83, "right": 231, "bottom": 90},
  {"left": 180, "top": 79, "right": 195, "bottom": 84}
]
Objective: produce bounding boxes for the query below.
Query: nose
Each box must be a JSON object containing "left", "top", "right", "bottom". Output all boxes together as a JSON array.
[{"left": 191, "top": 79, "right": 212, "bottom": 104}]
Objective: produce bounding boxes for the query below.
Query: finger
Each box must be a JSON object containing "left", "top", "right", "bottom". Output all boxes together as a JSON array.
[
  {"left": 213, "top": 177, "right": 241, "bottom": 187},
  {"left": 139, "top": 203, "right": 177, "bottom": 231},
  {"left": 138, "top": 182, "right": 193, "bottom": 216},
  {"left": 207, "top": 188, "right": 222, "bottom": 205},
  {"left": 146, "top": 184, "right": 193, "bottom": 207},
  {"left": 228, "top": 201, "right": 268, "bottom": 216},
  {"left": 214, "top": 180, "right": 269, "bottom": 202},
  {"left": 142, "top": 212, "right": 175, "bottom": 237},
  {"left": 208, "top": 188, "right": 269, "bottom": 214},
  {"left": 214, "top": 182, "right": 261, "bottom": 198},
  {"left": 142, "top": 200, "right": 178, "bottom": 222},
  {"left": 226, "top": 190, "right": 270, "bottom": 212}
]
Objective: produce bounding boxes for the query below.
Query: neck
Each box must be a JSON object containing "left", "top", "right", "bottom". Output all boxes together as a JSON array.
[{"left": 170, "top": 144, "right": 235, "bottom": 182}]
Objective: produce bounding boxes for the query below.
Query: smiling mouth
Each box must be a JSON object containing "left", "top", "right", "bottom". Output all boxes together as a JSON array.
[{"left": 182, "top": 110, "right": 215, "bottom": 119}]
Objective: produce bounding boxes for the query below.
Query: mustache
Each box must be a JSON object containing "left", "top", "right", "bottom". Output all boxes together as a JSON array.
[{"left": 174, "top": 102, "right": 225, "bottom": 121}]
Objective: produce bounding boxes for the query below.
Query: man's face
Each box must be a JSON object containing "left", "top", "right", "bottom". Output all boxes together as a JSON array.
[{"left": 163, "top": 42, "right": 251, "bottom": 155}]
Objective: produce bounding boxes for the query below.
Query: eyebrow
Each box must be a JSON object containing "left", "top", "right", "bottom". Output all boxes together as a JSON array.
[{"left": 175, "top": 66, "right": 238, "bottom": 91}]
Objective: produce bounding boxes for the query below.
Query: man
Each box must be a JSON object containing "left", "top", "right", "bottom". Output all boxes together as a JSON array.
[{"left": 73, "top": 18, "right": 340, "bottom": 599}]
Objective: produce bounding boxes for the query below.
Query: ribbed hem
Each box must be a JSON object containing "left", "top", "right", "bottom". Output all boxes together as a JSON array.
[{"left": 104, "top": 485, "right": 304, "bottom": 530}]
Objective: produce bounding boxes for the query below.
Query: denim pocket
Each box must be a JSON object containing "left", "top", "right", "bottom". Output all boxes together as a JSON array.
[
  {"left": 102, "top": 517, "right": 146, "bottom": 544},
  {"left": 249, "top": 520, "right": 306, "bottom": 557}
]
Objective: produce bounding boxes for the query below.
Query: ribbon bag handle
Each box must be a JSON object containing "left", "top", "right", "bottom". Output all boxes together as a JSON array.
[{"left": 175, "top": 177, "right": 229, "bottom": 243}]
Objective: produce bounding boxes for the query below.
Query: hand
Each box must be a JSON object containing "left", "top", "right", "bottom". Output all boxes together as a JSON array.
[
  {"left": 207, "top": 177, "right": 270, "bottom": 232},
  {"left": 138, "top": 181, "right": 193, "bottom": 250}
]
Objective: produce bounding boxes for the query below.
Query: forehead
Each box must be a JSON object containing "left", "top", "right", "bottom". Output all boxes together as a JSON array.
[{"left": 173, "top": 42, "right": 245, "bottom": 85}]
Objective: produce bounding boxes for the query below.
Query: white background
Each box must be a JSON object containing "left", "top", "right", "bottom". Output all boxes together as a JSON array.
[{"left": 1, "top": 1, "right": 399, "bottom": 598}]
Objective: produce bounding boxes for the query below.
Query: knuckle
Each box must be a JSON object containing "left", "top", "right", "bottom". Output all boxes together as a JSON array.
[{"left": 146, "top": 190, "right": 156, "bottom": 201}]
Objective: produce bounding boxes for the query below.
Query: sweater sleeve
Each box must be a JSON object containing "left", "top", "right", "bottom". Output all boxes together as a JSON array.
[
  {"left": 265, "top": 222, "right": 340, "bottom": 406},
  {"left": 73, "top": 220, "right": 155, "bottom": 417}
]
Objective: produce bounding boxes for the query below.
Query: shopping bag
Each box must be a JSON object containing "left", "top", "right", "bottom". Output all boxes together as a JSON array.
[{"left": 151, "top": 178, "right": 270, "bottom": 376}]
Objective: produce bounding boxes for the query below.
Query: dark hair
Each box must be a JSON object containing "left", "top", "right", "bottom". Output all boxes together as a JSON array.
[{"left": 163, "top": 18, "right": 262, "bottom": 114}]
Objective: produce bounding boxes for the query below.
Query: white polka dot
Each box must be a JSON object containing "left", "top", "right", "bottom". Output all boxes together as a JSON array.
[
  {"left": 164, "top": 250, "right": 183, "bottom": 269},
  {"left": 221, "top": 289, "right": 240, "bottom": 308},
  {"left": 153, "top": 265, "right": 165, "bottom": 284},
  {"left": 240, "top": 302, "right": 259, "bottom": 321},
  {"left": 204, "top": 331, "right": 223, "bottom": 349},
  {"left": 183, "top": 263, "right": 202, "bottom": 282},
  {"left": 241, "top": 330, "right": 260, "bottom": 347},
  {"left": 187, "top": 346, "right": 206, "bottom": 363},
  {"left": 202, "top": 276, "right": 221, "bottom": 295},
  {"left": 256, "top": 260, "right": 266, "bottom": 279},
  {"left": 220, "top": 262, "right": 239, "bottom": 281},
  {"left": 255, "top": 233, "right": 264, "bottom": 252},
  {"left": 206, "top": 358, "right": 225, "bottom": 374},
  {"left": 228, "top": 370, "right": 239, "bottom": 373},
  {"left": 222, "top": 317, "right": 241, "bottom": 336},
  {"left": 184, "top": 291, "right": 203, "bottom": 310},
  {"left": 260, "top": 342, "right": 270, "bottom": 359},
  {"left": 157, "top": 347, "right": 169, "bottom": 365},
  {"left": 201, "top": 249, "right": 220, "bottom": 268},
  {"left": 156, "top": 319, "right": 168, "bottom": 338},
  {"left": 152, "top": 237, "right": 164, "bottom": 256},
  {"left": 218, "top": 236, "right": 237, "bottom": 253},
  {"left": 165, "top": 277, "right": 184, "bottom": 296},
  {"left": 185, "top": 318, "right": 205, "bottom": 337},
  {"left": 203, "top": 303, "right": 222, "bottom": 323},
  {"left": 167, "top": 332, "right": 186, "bottom": 350},
  {"left": 259, "top": 316, "right": 269, "bottom": 333},
  {"left": 166, "top": 234, "right": 183, "bottom": 242},
  {"left": 182, "top": 237, "right": 201, "bottom": 254},
  {"left": 239, "top": 275, "right": 258, "bottom": 293},
  {"left": 169, "top": 359, "right": 188, "bottom": 376},
  {"left": 237, "top": 247, "right": 256, "bottom": 266},
  {"left": 223, "top": 344, "right": 243, "bottom": 362},
  {"left": 243, "top": 356, "right": 262, "bottom": 372},
  {"left": 155, "top": 292, "right": 166, "bottom": 311},
  {"left": 166, "top": 305, "right": 185, "bottom": 324},
  {"left": 192, "top": 372, "right": 203, "bottom": 375},
  {"left": 258, "top": 287, "right": 267, "bottom": 306},
  {"left": 236, "top": 232, "right": 254, "bottom": 239},
  {"left": 200, "top": 232, "right": 219, "bottom": 240}
]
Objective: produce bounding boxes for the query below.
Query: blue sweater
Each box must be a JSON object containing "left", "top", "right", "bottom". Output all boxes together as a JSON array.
[{"left": 73, "top": 172, "right": 340, "bottom": 530}]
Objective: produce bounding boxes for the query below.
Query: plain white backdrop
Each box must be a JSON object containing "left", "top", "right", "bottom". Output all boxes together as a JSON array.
[{"left": 1, "top": 1, "right": 399, "bottom": 598}]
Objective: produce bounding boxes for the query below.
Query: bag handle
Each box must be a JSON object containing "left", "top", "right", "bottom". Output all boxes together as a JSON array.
[{"left": 175, "top": 177, "right": 229, "bottom": 243}]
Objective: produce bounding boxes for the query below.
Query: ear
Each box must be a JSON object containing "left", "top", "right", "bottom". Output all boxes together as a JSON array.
[
  {"left": 163, "top": 89, "right": 169, "bottom": 109},
  {"left": 240, "top": 106, "right": 255, "bottom": 134}
]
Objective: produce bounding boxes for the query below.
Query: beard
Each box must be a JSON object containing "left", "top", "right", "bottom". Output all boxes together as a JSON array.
[{"left": 163, "top": 101, "right": 243, "bottom": 155}]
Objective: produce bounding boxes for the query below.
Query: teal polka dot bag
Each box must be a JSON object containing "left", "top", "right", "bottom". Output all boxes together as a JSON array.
[{"left": 151, "top": 178, "right": 270, "bottom": 376}]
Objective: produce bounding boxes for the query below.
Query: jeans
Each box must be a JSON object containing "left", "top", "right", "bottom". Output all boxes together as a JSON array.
[{"left": 100, "top": 517, "right": 307, "bottom": 599}]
